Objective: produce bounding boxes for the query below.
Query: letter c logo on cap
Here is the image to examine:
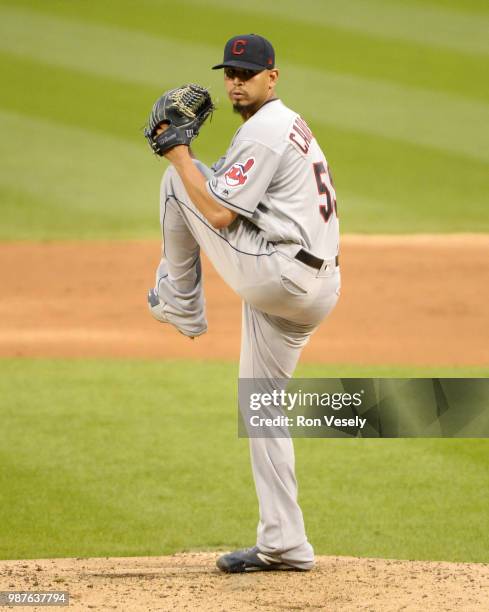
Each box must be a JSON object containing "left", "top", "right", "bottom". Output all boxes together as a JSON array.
[{"left": 232, "top": 39, "right": 247, "bottom": 55}]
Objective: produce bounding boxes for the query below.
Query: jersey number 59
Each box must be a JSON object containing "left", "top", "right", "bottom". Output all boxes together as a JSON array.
[{"left": 313, "top": 162, "right": 338, "bottom": 223}]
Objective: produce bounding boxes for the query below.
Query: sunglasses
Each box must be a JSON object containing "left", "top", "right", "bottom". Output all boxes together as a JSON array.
[{"left": 224, "top": 67, "right": 262, "bottom": 81}]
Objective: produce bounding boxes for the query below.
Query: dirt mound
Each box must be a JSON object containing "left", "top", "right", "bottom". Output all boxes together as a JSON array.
[
  {"left": 1, "top": 553, "right": 488, "bottom": 611},
  {"left": 1, "top": 235, "right": 488, "bottom": 365}
]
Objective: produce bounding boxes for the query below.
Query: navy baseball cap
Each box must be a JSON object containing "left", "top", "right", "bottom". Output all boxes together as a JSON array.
[{"left": 212, "top": 34, "right": 275, "bottom": 71}]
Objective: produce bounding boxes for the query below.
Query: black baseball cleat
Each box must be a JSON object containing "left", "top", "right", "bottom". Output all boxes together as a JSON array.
[{"left": 216, "top": 546, "right": 309, "bottom": 573}]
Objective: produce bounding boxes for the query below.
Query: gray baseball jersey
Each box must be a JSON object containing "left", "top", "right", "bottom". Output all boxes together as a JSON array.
[
  {"left": 207, "top": 98, "right": 339, "bottom": 259},
  {"left": 149, "top": 97, "right": 341, "bottom": 570}
]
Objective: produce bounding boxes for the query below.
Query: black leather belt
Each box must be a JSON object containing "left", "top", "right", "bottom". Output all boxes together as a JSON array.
[{"left": 295, "top": 249, "right": 339, "bottom": 270}]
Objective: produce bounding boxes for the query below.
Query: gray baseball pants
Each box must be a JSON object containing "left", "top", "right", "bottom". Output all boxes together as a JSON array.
[{"left": 154, "top": 162, "right": 340, "bottom": 569}]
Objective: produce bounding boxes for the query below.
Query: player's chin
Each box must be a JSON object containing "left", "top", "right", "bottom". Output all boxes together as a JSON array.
[{"left": 232, "top": 101, "right": 247, "bottom": 114}]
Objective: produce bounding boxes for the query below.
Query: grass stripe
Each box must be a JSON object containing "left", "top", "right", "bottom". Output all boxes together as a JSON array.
[
  {"left": 0, "top": 110, "right": 159, "bottom": 239},
  {"left": 0, "top": 5, "right": 487, "bottom": 237},
  {"left": 286, "top": 65, "right": 489, "bottom": 164},
  {"left": 2, "top": 1, "right": 488, "bottom": 105},
  {"left": 0, "top": 5, "right": 218, "bottom": 88},
  {"left": 0, "top": 7, "right": 487, "bottom": 164},
  {"left": 296, "top": 364, "right": 489, "bottom": 377},
  {"left": 0, "top": 52, "right": 158, "bottom": 143},
  {"left": 321, "top": 124, "right": 489, "bottom": 233},
  {"left": 6, "top": 0, "right": 488, "bottom": 57},
  {"left": 1, "top": 104, "right": 488, "bottom": 238},
  {"left": 198, "top": 0, "right": 489, "bottom": 56},
  {"left": 1, "top": 359, "right": 488, "bottom": 561},
  {"left": 415, "top": 0, "right": 489, "bottom": 14}
]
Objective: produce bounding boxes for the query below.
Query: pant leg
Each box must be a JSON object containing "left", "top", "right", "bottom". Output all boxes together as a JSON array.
[
  {"left": 155, "top": 187, "right": 208, "bottom": 334},
  {"left": 158, "top": 162, "right": 339, "bottom": 569},
  {"left": 154, "top": 160, "right": 255, "bottom": 334},
  {"left": 159, "top": 164, "right": 276, "bottom": 297},
  {"left": 240, "top": 304, "right": 317, "bottom": 569}
]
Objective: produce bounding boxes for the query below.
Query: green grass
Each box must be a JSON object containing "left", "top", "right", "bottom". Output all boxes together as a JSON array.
[
  {"left": 0, "top": 358, "right": 488, "bottom": 562},
  {"left": 0, "top": 0, "right": 488, "bottom": 238},
  {"left": 1, "top": 0, "right": 487, "bottom": 567}
]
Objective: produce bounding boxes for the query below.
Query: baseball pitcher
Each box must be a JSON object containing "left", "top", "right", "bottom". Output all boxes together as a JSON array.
[{"left": 144, "top": 34, "right": 340, "bottom": 572}]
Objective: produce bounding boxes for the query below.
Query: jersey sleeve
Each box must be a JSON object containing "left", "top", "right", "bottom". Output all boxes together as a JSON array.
[
  {"left": 206, "top": 139, "right": 281, "bottom": 218},
  {"left": 210, "top": 155, "right": 226, "bottom": 173}
]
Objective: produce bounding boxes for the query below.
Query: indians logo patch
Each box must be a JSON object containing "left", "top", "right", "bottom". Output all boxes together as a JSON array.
[{"left": 224, "top": 158, "right": 255, "bottom": 187}]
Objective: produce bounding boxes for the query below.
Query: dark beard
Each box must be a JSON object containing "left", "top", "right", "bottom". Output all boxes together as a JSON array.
[
  {"left": 232, "top": 101, "right": 247, "bottom": 115},
  {"left": 233, "top": 100, "right": 259, "bottom": 120}
]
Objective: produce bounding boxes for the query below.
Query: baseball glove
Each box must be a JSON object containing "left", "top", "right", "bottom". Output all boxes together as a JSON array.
[{"left": 144, "top": 84, "right": 214, "bottom": 156}]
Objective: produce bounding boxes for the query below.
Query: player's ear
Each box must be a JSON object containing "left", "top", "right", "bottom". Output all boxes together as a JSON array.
[{"left": 269, "top": 69, "right": 279, "bottom": 87}]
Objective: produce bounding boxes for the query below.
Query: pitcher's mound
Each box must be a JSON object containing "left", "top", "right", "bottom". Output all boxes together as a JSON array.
[{"left": 1, "top": 553, "right": 488, "bottom": 611}]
